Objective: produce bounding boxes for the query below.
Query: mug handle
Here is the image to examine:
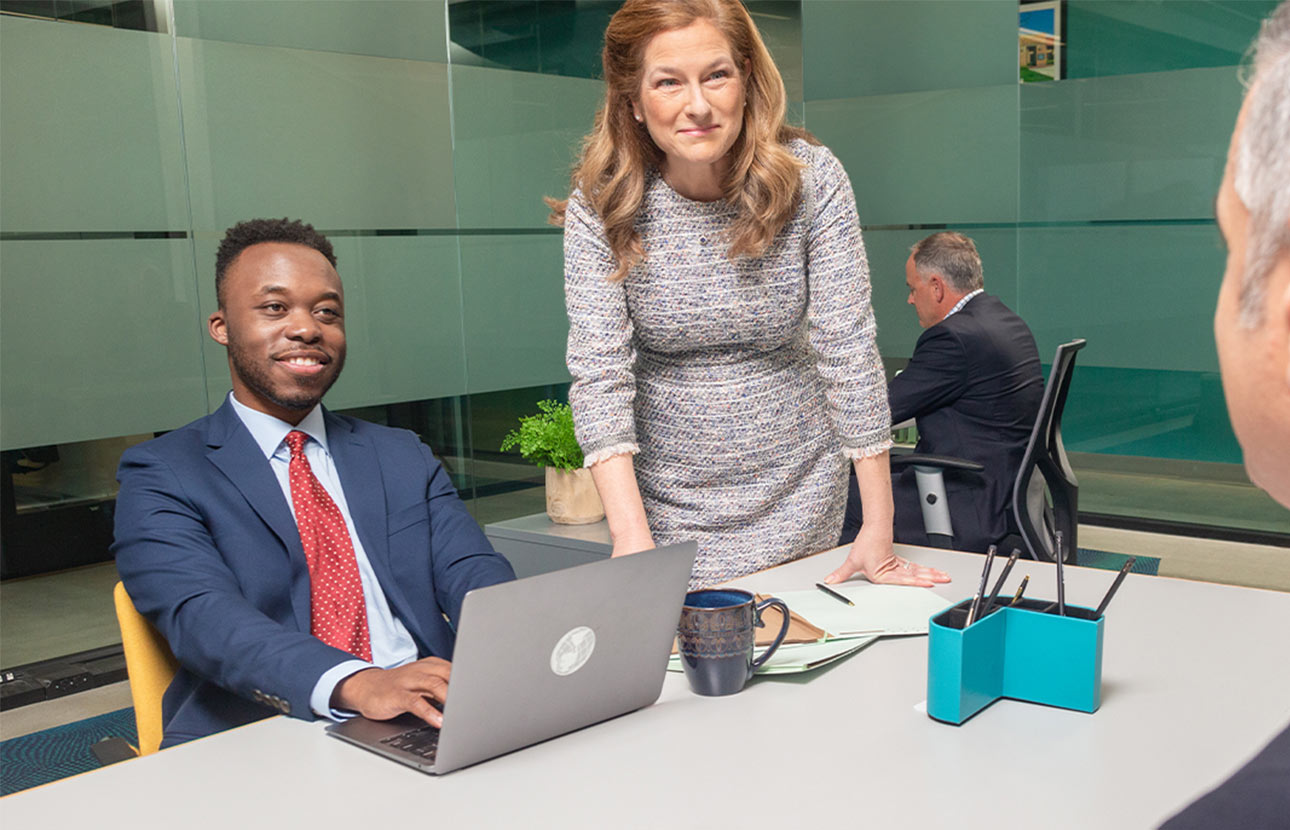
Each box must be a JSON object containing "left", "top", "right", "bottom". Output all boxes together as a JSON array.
[{"left": 750, "top": 598, "right": 792, "bottom": 671}]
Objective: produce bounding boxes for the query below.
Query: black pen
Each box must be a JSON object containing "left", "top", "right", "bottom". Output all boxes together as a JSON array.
[
  {"left": 981, "top": 548, "right": 1021, "bottom": 617},
  {"left": 1093, "top": 557, "right": 1137, "bottom": 618},
  {"left": 1054, "top": 530, "right": 1066, "bottom": 616},
  {"left": 815, "top": 582, "right": 855, "bottom": 607},
  {"left": 1009, "top": 575, "right": 1030, "bottom": 606},
  {"left": 965, "top": 544, "right": 998, "bottom": 626}
]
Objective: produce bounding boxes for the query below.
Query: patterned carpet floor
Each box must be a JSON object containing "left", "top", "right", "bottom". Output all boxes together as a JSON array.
[
  {"left": 1077, "top": 547, "right": 1161, "bottom": 575},
  {"left": 1, "top": 707, "right": 136, "bottom": 796}
]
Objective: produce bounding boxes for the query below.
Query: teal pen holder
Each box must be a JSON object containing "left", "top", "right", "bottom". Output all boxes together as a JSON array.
[{"left": 926, "top": 598, "right": 1104, "bottom": 725}]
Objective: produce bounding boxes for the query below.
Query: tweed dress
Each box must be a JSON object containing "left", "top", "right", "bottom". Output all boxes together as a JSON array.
[{"left": 564, "top": 140, "right": 892, "bottom": 588}]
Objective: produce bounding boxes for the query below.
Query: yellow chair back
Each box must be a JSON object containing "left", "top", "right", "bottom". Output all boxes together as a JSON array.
[{"left": 113, "top": 581, "right": 179, "bottom": 756}]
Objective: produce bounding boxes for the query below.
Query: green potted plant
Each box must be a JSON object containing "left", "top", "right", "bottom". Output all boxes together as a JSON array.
[{"left": 500, "top": 400, "right": 604, "bottom": 525}]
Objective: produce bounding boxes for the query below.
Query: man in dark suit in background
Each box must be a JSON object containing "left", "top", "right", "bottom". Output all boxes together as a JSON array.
[
  {"left": 841, "top": 232, "right": 1043, "bottom": 552},
  {"left": 113, "top": 218, "right": 515, "bottom": 747}
]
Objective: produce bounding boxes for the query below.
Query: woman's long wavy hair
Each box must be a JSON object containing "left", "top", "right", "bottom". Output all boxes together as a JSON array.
[{"left": 547, "top": 0, "right": 817, "bottom": 281}]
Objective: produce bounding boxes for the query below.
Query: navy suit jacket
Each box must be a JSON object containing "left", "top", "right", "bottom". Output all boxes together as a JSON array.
[
  {"left": 845, "top": 293, "right": 1043, "bottom": 551},
  {"left": 112, "top": 399, "right": 515, "bottom": 747},
  {"left": 1159, "top": 719, "right": 1290, "bottom": 829}
]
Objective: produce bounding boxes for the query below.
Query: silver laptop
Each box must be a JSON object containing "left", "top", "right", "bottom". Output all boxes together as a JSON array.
[{"left": 326, "top": 541, "right": 696, "bottom": 774}]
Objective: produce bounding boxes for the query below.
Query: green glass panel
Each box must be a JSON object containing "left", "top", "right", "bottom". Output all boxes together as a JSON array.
[
  {"left": 748, "top": 0, "right": 805, "bottom": 106},
  {"left": 0, "top": 240, "right": 207, "bottom": 449},
  {"left": 1073, "top": 454, "right": 1290, "bottom": 534},
  {"left": 450, "top": 66, "right": 603, "bottom": 229},
  {"left": 1064, "top": 1, "right": 1279, "bottom": 80},
  {"left": 448, "top": 1, "right": 618, "bottom": 79},
  {"left": 1016, "top": 224, "right": 1223, "bottom": 373},
  {"left": 968, "top": 228, "right": 1021, "bottom": 313},
  {"left": 172, "top": 0, "right": 447, "bottom": 63},
  {"left": 448, "top": 0, "right": 541, "bottom": 74},
  {"left": 0, "top": 17, "right": 187, "bottom": 232},
  {"left": 176, "top": 38, "right": 456, "bottom": 232},
  {"left": 1061, "top": 366, "right": 1239, "bottom": 465},
  {"left": 445, "top": 1, "right": 799, "bottom": 91},
  {"left": 806, "top": 84, "right": 1019, "bottom": 225},
  {"left": 1020, "top": 68, "right": 1241, "bottom": 222},
  {"left": 802, "top": 0, "right": 1016, "bottom": 100},
  {"left": 193, "top": 235, "right": 468, "bottom": 411},
  {"left": 866, "top": 227, "right": 1019, "bottom": 360},
  {"left": 459, "top": 234, "right": 570, "bottom": 394},
  {"left": 865, "top": 228, "right": 933, "bottom": 359}
]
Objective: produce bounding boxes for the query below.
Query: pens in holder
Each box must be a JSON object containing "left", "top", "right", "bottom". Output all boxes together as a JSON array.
[
  {"left": 1010, "top": 575, "right": 1030, "bottom": 606},
  {"left": 1093, "top": 557, "right": 1137, "bottom": 618},
  {"left": 1054, "top": 531, "right": 1066, "bottom": 616},
  {"left": 815, "top": 582, "right": 855, "bottom": 607},
  {"left": 981, "top": 548, "right": 1020, "bottom": 617},
  {"left": 964, "top": 544, "right": 997, "bottom": 627}
]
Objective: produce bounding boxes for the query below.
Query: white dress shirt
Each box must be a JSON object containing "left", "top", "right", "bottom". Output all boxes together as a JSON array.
[{"left": 228, "top": 393, "right": 419, "bottom": 718}]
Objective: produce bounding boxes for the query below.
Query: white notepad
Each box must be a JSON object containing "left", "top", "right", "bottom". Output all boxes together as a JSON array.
[{"left": 769, "top": 585, "right": 954, "bottom": 637}]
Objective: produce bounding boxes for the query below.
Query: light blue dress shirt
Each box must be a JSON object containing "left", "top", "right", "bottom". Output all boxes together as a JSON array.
[
  {"left": 946, "top": 288, "right": 984, "bottom": 319},
  {"left": 228, "top": 393, "right": 419, "bottom": 719}
]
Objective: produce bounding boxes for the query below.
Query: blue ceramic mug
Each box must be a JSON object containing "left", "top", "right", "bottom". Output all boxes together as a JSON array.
[{"left": 677, "top": 589, "right": 791, "bottom": 696}]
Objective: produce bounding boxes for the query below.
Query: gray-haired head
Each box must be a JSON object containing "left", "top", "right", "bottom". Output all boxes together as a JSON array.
[
  {"left": 909, "top": 232, "right": 984, "bottom": 294},
  {"left": 1233, "top": 1, "right": 1290, "bottom": 326}
]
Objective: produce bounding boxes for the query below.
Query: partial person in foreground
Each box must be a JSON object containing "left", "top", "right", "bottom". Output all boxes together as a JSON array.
[
  {"left": 840, "top": 232, "right": 1043, "bottom": 553},
  {"left": 1161, "top": 3, "right": 1290, "bottom": 827},
  {"left": 554, "top": 0, "right": 949, "bottom": 589},
  {"left": 112, "top": 218, "right": 515, "bottom": 748}
]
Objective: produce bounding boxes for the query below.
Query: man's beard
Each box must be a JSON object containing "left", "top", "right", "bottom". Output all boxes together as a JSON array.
[{"left": 227, "top": 337, "right": 344, "bottom": 413}]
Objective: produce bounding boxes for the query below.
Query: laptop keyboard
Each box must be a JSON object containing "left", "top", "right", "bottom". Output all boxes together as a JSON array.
[{"left": 380, "top": 724, "right": 440, "bottom": 761}]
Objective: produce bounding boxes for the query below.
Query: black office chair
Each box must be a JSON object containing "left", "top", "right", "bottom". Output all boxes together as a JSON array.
[
  {"left": 887, "top": 453, "right": 984, "bottom": 549},
  {"left": 1011, "top": 338, "right": 1086, "bottom": 563},
  {"left": 889, "top": 338, "right": 1086, "bottom": 562}
]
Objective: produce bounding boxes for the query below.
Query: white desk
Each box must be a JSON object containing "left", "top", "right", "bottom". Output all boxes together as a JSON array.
[{"left": 4, "top": 546, "right": 1288, "bottom": 829}]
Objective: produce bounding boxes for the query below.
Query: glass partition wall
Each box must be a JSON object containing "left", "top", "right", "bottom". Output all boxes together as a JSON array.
[
  {"left": 802, "top": 0, "right": 1290, "bottom": 539},
  {"left": 0, "top": 0, "right": 597, "bottom": 667},
  {"left": 1, "top": 0, "right": 1286, "bottom": 672}
]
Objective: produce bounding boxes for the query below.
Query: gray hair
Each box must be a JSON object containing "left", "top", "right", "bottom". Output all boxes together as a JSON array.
[
  {"left": 910, "top": 232, "right": 984, "bottom": 294},
  {"left": 1234, "top": 1, "right": 1290, "bottom": 326}
]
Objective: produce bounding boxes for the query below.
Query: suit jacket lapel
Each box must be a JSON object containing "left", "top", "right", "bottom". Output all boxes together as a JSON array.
[{"left": 205, "top": 400, "right": 312, "bottom": 633}]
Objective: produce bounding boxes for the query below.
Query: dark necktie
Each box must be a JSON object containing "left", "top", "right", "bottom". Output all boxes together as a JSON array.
[{"left": 284, "top": 430, "right": 373, "bottom": 662}]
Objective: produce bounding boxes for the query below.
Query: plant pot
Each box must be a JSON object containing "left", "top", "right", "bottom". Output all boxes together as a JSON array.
[{"left": 545, "top": 466, "right": 604, "bottom": 525}]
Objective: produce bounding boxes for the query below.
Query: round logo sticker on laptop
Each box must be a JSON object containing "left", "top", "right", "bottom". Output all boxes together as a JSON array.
[{"left": 550, "top": 626, "right": 596, "bottom": 676}]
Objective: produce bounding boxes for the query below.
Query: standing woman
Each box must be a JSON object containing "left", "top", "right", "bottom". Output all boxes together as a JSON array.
[{"left": 553, "top": 0, "right": 949, "bottom": 589}]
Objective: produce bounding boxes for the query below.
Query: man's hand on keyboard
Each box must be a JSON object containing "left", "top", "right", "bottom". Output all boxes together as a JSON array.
[{"left": 331, "top": 656, "right": 451, "bottom": 727}]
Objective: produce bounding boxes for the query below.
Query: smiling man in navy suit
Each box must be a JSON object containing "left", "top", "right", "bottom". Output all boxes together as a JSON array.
[{"left": 113, "top": 218, "right": 515, "bottom": 748}]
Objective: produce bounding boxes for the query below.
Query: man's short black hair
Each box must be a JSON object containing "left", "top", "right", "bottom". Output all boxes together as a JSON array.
[{"left": 215, "top": 218, "right": 337, "bottom": 308}]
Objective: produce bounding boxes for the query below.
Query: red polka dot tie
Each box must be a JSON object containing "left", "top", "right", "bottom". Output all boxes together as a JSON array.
[{"left": 285, "top": 430, "right": 372, "bottom": 661}]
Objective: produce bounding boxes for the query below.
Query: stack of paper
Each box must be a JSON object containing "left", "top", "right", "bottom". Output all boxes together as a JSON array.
[{"left": 752, "top": 636, "right": 879, "bottom": 674}]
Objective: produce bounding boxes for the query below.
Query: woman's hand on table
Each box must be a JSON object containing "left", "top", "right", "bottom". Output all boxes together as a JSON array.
[{"left": 823, "top": 523, "right": 951, "bottom": 588}]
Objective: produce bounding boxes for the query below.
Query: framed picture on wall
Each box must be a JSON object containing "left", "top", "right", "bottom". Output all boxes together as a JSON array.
[{"left": 1020, "top": 0, "right": 1063, "bottom": 82}]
